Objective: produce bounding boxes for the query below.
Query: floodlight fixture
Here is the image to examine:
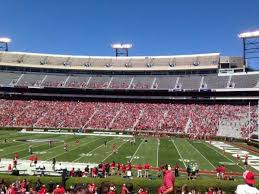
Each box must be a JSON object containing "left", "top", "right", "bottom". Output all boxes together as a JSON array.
[
  {"left": 0, "top": 37, "right": 11, "bottom": 51},
  {"left": 111, "top": 43, "right": 133, "bottom": 56},
  {"left": 111, "top": 43, "right": 132, "bottom": 49},
  {"left": 122, "top": 43, "right": 132, "bottom": 49},
  {"left": 238, "top": 29, "right": 259, "bottom": 64},
  {"left": 0, "top": 37, "right": 11, "bottom": 43},
  {"left": 238, "top": 30, "right": 259, "bottom": 39}
]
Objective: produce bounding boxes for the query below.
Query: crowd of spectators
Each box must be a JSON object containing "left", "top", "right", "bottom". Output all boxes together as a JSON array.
[{"left": 0, "top": 99, "right": 257, "bottom": 138}]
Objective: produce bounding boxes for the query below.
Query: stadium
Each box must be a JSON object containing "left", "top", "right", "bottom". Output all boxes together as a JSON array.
[
  {"left": 1, "top": 35, "right": 259, "bottom": 193},
  {"left": 1, "top": 1, "right": 259, "bottom": 193}
]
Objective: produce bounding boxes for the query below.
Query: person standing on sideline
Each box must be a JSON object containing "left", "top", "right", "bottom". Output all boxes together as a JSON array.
[
  {"left": 52, "top": 158, "right": 56, "bottom": 171},
  {"left": 174, "top": 163, "right": 179, "bottom": 177},
  {"left": 29, "top": 145, "right": 33, "bottom": 155}
]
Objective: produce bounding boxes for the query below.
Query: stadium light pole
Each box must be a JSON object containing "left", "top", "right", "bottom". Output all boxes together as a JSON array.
[
  {"left": 258, "top": 100, "right": 259, "bottom": 140},
  {"left": 248, "top": 101, "right": 251, "bottom": 140},
  {"left": 0, "top": 37, "right": 12, "bottom": 51},
  {"left": 111, "top": 43, "right": 132, "bottom": 57}
]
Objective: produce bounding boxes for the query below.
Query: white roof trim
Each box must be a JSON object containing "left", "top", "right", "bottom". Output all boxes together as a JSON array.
[{"left": 0, "top": 51, "right": 220, "bottom": 60}]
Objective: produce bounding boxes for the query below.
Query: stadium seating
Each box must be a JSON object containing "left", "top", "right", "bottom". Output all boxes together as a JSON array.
[
  {"left": 0, "top": 99, "right": 256, "bottom": 138},
  {"left": 1, "top": 70, "right": 259, "bottom": 90}
]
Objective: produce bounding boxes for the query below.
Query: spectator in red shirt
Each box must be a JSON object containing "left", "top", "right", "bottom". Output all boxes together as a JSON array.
[
  {"left": 92, "top": 167, "right": 97, "bottom": 178},
  {"left": 117, "top": 162, "right": 121, "bottom": 175},
  {"left": 53, "top": 185, "right": 65, "bottom": 194},
  {"left": 121, "top": 184, "right": 128, "bottom": 194},
  {"left": 110, "top": 161, "right": 116, "bottom": 176},
  {"left": 108, "top": 185, "right": 116, "bottom": 194},
  {"left": 13, "top": 158, "right": 17, "bottom": 169},
  {"left": 38, "top": 185, "right": 47, "bottom": 194},
  {"left": 70, "top": 168, "right": 75, "bottom": 177},
  {"left": 220, "top": 165, "right": 225, "bottom": 179},
  {"left": 158, "top": 164, "right": 175, "bottom": 194},
  {"left": 7, "top": 183, "right": 17, "bottom": 194},
  {"left": 137, "top": 164, "right": 143, "bottom": 178},
  {"left": 127, "top": 162, "right": 132, "bottom": 178},
  {"left": 121, "top": 164, "right": 126, "bottom": 177},
  {"left": 144, "top": 162, "right": 150, "bottom": 178},
  {"left": 216, "top": 165, "right": 220, "bottom": 179},
  {"left": 138, "top": 187, "right": 148, "bottom": 194},
  {"left": 8, "top": 164, "right": 12, "bottom": 173}
]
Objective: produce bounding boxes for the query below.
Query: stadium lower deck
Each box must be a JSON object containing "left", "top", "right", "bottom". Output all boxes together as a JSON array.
[
  {"left": 0, "top": 99, "right": 257, "bottom": 139},
  {"left": 0, "top": 130, "right": 259, "bottom": 175}
]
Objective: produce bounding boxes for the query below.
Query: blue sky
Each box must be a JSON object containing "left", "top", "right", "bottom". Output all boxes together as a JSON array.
[{"left": 1, "top": 0, "right": 259, "bottom": 67}]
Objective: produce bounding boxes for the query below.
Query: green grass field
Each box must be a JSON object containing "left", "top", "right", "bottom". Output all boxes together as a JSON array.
[{"left": 0, "top": 130, "right": 257, "bottom": 174}]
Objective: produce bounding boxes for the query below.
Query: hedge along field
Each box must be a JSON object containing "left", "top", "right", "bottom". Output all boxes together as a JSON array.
[{"left": 0, "top": 174, "right": 255, "bottom": 193}]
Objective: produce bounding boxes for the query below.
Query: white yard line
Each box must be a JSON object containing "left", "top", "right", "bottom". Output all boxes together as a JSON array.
[
  {"left": 102, "top": 140, "right": 128, "bottom": 162},
  {"left": 47, "top": 137, "right": 104, "bottom": 161},
  {"left": 171, "top": 139, "right": 187, "bottom": 168},
  {"left": 130, "top": 139, "right": 145, "bottom": 162},
  {"left": 203, "top": 142, "right": 245, "bottom": 170},
  {"left": 73, "top": 138, "right": 116, "bottom": 162},
  {"left": 187, "top": 140, "right": 215, "bottom": 169},
  {"left": 156, "top": 140, "right": 159, "bottom": 167}
]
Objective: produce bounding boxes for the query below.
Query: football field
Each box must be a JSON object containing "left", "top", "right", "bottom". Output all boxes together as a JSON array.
[{"left": 0, "top": 130, "right": 257, "bottom": 174}]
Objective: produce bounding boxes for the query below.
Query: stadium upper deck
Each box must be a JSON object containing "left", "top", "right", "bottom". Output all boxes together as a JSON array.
[
  {"left": 0, "top": 51, "right": 258, "bottom": 100},
  {"left": 0, "top": 51, "right": 220, "bottom": 71}
]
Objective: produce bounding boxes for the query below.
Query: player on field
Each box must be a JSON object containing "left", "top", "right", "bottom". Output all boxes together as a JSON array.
[
  {"left": 76, "top": 138, "right": 80, "bottom": 146},
  {"left": 48, "top": 140, "right": 52, "bottom": 148},
  {"left": 104, "top": 140, "right": 107, "bottom": 147},
  {"left": 112, "top": 144, "right": 117, "bottom": 154},
  {"left": 222, "top": 147, "right": 226, "bottom": 155},
  {"left": 29, "top": 145, "right": 33, "bottom": 155},
  {"left": 64, "top": 142, "right": 68, "bottom": 152}
]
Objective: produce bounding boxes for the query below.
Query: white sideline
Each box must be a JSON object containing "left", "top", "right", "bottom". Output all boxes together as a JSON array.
[
  {"left": 171, "top": 139, "right": 187, "bottom": 168},
  {"left": 19, "top": 131, "right": 133, "bottom": 138},
  {"left": 156, "top": 140, "right": 159, "bottom": 167},
  {"left": 130, "top": 139, "right": 145, "bottom": 162}
]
